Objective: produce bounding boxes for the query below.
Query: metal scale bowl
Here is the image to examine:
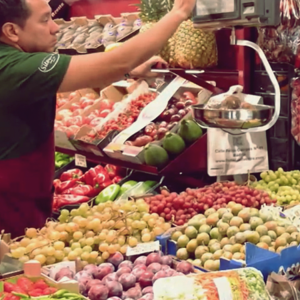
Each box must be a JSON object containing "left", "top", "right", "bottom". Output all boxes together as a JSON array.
[
  {"left": 191, "top": 0, "right": 281, "bottom": 134},
  {"left": 151, "top": 0, "right": 278, "bottom": 135}
]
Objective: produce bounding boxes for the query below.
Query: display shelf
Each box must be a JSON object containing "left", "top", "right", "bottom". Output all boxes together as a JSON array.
[
  {"left": 56, "top": 146, "right": 159, "bottom": 174},
  {"left": 56, "top": 133, "right": 207, "bottom": 176}
]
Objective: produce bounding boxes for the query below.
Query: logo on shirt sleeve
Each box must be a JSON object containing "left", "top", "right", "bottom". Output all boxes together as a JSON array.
[{"left": 38, "top": 53, "right": 60, "bottom": 73}]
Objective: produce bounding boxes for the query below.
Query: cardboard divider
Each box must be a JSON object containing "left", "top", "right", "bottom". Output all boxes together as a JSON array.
[{"left": 103, "top": 78, "right": 210, "bottom": 165}]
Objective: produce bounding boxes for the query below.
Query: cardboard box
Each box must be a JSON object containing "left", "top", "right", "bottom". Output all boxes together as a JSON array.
[
  {"left": 103, "top": 77, "right": 211, "bottom": 165},
  {"left": 41, "top": 261, "right": 81, "bottom": 293},
  {"left": 70, "top": 81, "right": 144, "bottom": 155}
]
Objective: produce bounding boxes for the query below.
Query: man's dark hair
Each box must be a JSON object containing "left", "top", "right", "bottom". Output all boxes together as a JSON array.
[{"left": 0, "top": 0, "right": 31, "bottom": 33}]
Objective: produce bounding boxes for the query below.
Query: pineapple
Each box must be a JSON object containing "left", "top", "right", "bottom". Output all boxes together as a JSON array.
[
  {"left": 172, "top": 20, "right": 218, "bottom": 68},
  {"left": 137, "top": 0, "right": 174, "bottom": 61},
  {"left": 137, "top": 0, "right": 218, "bottom": 68}
]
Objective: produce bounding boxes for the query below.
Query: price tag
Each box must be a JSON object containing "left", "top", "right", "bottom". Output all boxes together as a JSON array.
[
  {"left": 90, "top": 148, "right": 103, "bottom": 157},
  {"left": 126, "top": 241, "right": 160, "bottom": 257},
  {"left": 75, "top": 154, "right": 87, "bottom": 168}
]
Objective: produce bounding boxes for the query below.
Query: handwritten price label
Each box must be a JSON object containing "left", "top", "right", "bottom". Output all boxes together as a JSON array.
[
  {"left": 126, "top": 241, "right": 160, "bottom": 257},
  {"left": 75, "top": 154, "right": 87, "bottom": 168}
]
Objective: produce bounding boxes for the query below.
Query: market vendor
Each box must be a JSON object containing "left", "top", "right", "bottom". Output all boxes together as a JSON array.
[{"left": 0, "top": 0, "right": 195, "bottom": 238}]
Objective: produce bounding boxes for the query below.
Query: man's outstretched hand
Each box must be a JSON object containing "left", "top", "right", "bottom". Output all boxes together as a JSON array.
[{"left": 130, "top": 56, "right": 167, "bottom": 78}]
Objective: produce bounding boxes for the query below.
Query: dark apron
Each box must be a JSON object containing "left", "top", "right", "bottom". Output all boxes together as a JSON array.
[{"left": 0, "top": 132, "right": 55, "bottom": 238}]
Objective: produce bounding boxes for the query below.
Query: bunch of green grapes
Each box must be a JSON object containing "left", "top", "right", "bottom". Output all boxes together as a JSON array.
[
  {"left": 252, "top": 168, "right": 300, "bottom": 205},
  {"left": 10, "top": 199, "right": 171, "bottom": 266}
]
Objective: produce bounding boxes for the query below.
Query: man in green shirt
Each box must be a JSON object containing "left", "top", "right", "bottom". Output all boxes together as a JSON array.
[{"left": 0, "top": 0, "right": 195, "bottom": 237}]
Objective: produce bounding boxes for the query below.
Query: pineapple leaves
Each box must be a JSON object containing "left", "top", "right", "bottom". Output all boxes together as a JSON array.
[{"left": 133, "top": 0, "right": 174, "bottom": 22}]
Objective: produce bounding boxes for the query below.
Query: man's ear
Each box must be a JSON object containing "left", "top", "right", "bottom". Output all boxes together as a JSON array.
[{"left": 2, "top": 23, "right": 20, "bottom": 42}]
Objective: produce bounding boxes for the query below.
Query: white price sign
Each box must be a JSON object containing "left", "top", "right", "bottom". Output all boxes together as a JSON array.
[
  {"left": 75, "top": 154, "right": 87, "bottom": 168},
  {"left": 126, "top": 241, "right": 160, "bottom": 257}
]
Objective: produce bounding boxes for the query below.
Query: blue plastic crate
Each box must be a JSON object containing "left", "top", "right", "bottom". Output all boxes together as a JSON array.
[{"left": 156, "top": 235, "right": 300, "bottom": 280}]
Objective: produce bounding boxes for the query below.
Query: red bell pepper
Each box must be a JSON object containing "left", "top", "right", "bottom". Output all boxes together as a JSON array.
[
  {"left": 56, "top": 180, "right": 78, "bottom": 194},
  {"left": 60, "top": 169, "right": 83, "bottom": 182},
  {"left": 105, "top": 164, "right": 121, "bottom": 179},
  {"left": 93, "top": 172, "right": 110, "bottom": 188},
  {"left": 65, "top": 185, "right": 94, "bottom": 196},
  {"left": 55, "top": 195, "right": 90, "bottom": 209},
  {"left": 82, "top": 168, "right": 98, "bottom": 186},
  {"left": 100, "top": 180, "right": 113, "bottom": 189},
  {"left": 94, "top": 165, "right": 105, "bottom": 173},
  {"left": 112, "top": 175, "right": 122, "bottom": 184},
  {"left": 53, "top": 179, "right": 61, "bottom": 193}
]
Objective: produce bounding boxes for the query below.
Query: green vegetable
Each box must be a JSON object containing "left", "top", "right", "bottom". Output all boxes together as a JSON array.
[
  {"left": 55, "top": 152, "right": 73, "bottom": 170},
  {"left": 52, "top": 289, "right": 69, "bottom": 298},
  {"left": 12, "top": 293, "right": 28, "bottom": 298},
  {"left": 123, "top": 180, "right": 157, "bottom": 198},
  {"left": 119, "top": 180, "right": 138, "bottom": 195},
  {"left": 95, "top": 184, "right": 120, "bottom": 204}
]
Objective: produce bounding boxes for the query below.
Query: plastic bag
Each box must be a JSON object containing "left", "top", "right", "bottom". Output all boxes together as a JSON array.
[
  {"left": 291, "top": 77, "right": 300, "bottom": 144},
  {"left": 257, "top": 0, "right": 300, "bottom": 64},
  {"left": 204, "top": 85, "right": 244, "bottom": 109},
  {"left": 280, "top": 0, "right": 300, "bottom": 29}
]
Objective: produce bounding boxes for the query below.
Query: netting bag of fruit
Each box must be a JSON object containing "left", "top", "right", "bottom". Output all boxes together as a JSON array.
[
  {"left": 153, "top": 267, "right": 271, "bottom": 300},
  {"left": 257, "top": 0, "right": 300, "bottom": 64},
  {"left": 291, "top": 77, "right": 300, "bottom": 144}
]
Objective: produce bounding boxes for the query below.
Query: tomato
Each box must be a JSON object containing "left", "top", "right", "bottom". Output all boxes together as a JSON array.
[
  {"left": 79, "top": 97, "right": 94, "bottom": 108},
  {"left": 11, "top": 286, "right": 26, "bottom": 294},
  {"left": 4, "top": 283, "right": 15, "bottom": 293},
  {"left": 65, "top": 125, "right": 80, "bottom": 138},
  {"left": 65, "top": 116, "right": 85, "bottom": 127},
  {"left": 72, "top": 109, "right": 83, "bottom": 116},
  {"left": 85, "top": 93, "right": 97, "bottom": 100},
  {"left": 33, "top": 279, "right": 49, "bottom": 290},
  {"left": 99, "top": 99, "right": 114, "bottom": 110},
  {"left": 3, "top": 294, "right": 20, "bottom": 300},
  {"left": 70, "top": 103, "right": 81, "bottom": 112},
  {"left": 90, "top": 117, "right": 103, "bottom": 127},
  {"left": 28, "top": 289, "right": 44, "bottom": 297},
  {"left": 17, "top": 277, "right": 33, "bottom": 292},
  {"left": 57, "top": 98, "right": 68, "bottom": 108},
  {"left": 42, "top": 287, "right": 57, "bottom": 295}
]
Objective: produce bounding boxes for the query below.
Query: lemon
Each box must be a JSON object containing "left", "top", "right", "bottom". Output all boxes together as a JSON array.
[{"left": 105, "top": 43, "right": 123, "bottom": 52}]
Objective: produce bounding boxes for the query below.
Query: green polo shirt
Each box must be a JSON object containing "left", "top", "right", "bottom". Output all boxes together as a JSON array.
[{"left": 0, "top": 43, "right": 71, "bottom": 160}]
